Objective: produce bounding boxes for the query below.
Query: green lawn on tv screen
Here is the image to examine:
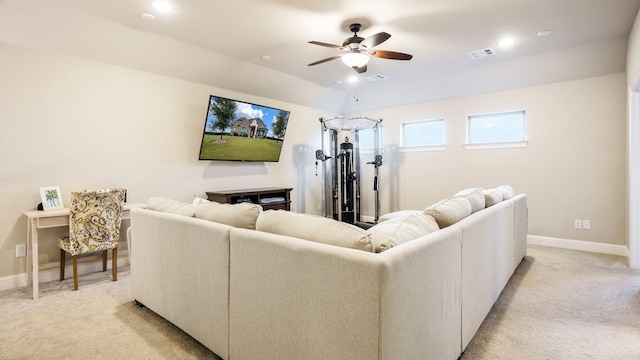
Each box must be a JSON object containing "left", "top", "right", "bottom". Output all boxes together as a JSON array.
[{"left": 199, "top": 134, "right": 283, "bottom": 161}]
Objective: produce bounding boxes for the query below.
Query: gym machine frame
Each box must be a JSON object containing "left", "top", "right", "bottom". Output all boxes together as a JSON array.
[{"left": 315, "top": 116, "right": 383, "bottom": 225}]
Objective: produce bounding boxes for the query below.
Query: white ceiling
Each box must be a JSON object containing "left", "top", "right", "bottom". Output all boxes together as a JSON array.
[{"left": 1, "top": 0, "right": 639, "bottom": 113}]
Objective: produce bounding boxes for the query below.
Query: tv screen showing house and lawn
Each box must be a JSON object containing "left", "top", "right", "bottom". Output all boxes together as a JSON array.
[{"left": 198, "top": 95, "right": 291, "bottom": 162}]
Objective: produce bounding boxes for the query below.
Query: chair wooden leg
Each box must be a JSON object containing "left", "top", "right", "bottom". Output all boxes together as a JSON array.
[
  {"left": 72, "top": 255, "right": 78, "bottom": 291},
  {"left": 112, "top": 247, "right": 118, "bottom": 281},
  {"left": 102, "top": 250, "right": 108, "bottom": 272},
  {"left": 60, "top": 249, "right": 66, "bottom": 281}
]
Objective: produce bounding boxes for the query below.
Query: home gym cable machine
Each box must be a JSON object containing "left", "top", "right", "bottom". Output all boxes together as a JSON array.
[{"left": 315, "top": 116, "right": 383, "bottom": 226}]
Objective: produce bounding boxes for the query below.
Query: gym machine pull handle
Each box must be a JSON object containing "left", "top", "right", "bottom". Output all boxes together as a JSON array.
[
  {"left": 366, "top": 155, "right": 383, "bottom": 167},
  {"left": 315, "top": 150, "right": 332, "bottom": 176}
]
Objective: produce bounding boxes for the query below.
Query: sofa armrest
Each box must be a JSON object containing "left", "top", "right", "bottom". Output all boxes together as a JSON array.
[{"left": 512, "top": 193, "right": 528, "bottom": 266}]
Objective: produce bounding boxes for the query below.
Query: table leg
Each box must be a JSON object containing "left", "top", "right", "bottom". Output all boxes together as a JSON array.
[
  {"left": 26, "top": 219, "right": 32, "bottom": 287},
  {"left": 30, "top": 219, "right": 39, "bottom": 300}
]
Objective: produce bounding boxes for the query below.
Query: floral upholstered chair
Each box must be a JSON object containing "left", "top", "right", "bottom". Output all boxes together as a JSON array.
[{"left": 58, "top": 188, "right": 125, "bottom": 290}]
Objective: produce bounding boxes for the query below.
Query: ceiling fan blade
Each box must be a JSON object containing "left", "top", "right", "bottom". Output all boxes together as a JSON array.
[
  {"left": 308, "top": 41, "right": 343, "bottom": 49},
  {"left": 308, "top": 55, "right": 342, "bottom": 66},
  {"left": 353, "top": 64, "right": 367, "bottom": 74},
  {"left": 361, "top": 32, "right": 391, "bottom": 48},
  {"left": 372, "top": 50, "right": 413, "bottom": 60}
]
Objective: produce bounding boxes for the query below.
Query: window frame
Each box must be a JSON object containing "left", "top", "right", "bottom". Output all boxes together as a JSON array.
[
  {"left": 399, "top": 118, "right": 447, "bottom": 152},
  {"left": 464, "top": 110, "right": 527, "bottom": 149}
]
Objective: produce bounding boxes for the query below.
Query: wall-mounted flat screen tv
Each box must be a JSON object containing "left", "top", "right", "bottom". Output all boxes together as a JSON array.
[{"left": 198, "top": 95, "right": 290, "bottom": 162}]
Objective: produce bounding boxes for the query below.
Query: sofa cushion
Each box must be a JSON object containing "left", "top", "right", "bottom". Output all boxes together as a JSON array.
[
  {"left": 378, "top": 210, "right": 422, "bottom": 223},
  {"left": 367, "top": 213, "right": 439, "bottom": 253},
  {"left": 483, "top": 188, "right": 504, "bottom": 207},
  {"left": 147, "top": 197, "right": 196, "bottom": 217},
  {"left": 196, "top": 202, "right": 262, "bottom": 230},
  {"left": 496, "top": 185, "right": 515, "bottom": 200},
  {"left": 452, "top": 188, "right": 485, "bottom": 213},
  {"left": 256, "top": 210, "right": 374, "bottom": 252},
  {"left": 423, "top": 197, "right": 472, "bottom": 228}
]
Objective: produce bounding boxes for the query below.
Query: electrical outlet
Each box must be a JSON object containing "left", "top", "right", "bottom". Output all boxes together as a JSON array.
[
  {"left": 583, "top": 220, "right": 591, "bottom": 230},
  {"left": 574, "top": 219, "right": 583, "bottom": 229},
  {"left": 317, "top": 202, "right": 322, "bottom": 210},
  {"left": 15, "top": 244, "right": 26, "bottom": 257}
]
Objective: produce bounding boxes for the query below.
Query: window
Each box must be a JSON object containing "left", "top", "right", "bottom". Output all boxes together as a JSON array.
[
  {"left": 400, "top": 119, "right": 446, "bottom": 151},
  {"left": 358, "top": 128, "right": 374, "bottom": 149},
  {"left": 466, "top": 110, "right": 527, "bottom": 149},
  {"left": 357, "top": 128, "right": 382, "bottom": 151}
]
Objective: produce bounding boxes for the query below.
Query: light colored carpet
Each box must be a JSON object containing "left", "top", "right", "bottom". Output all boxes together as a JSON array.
[
  {"left": 0, "top": 266, "right": 221, "bottom": 360},
  {"left": 463, "top": 245, "right": 640, "bottom": 360},
  {"left": 0, "top": 245, "right": 638, "bottom": 359}
]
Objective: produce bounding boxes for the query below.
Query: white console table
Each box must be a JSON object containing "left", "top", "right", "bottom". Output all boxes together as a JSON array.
[{"left": 23, "top": 202, "right": 145, "bottom": 300}]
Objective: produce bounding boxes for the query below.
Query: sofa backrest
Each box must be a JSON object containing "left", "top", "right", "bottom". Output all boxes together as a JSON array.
[
  {"left": 376, "top": 224, "right": 463, "bottom": 360},
  {"left": 228, "top": 227, "right": 382, "bottom": 359},
  {"left": 129, "top": 208, "right": 233, "bottom": 359},
  {"left": 455, "top": 195, "right": 526, "bottom": 350},
  {"left": 228, "top": 219, "right": 465, "bottom": 360},
  {"left": 256, "top": 209, "right": 375, "bottom": 252}
]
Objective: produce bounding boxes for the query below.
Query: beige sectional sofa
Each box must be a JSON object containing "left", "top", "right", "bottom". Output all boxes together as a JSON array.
[{"left": 128, "top": 188, "right": 527, "bottom": 360}]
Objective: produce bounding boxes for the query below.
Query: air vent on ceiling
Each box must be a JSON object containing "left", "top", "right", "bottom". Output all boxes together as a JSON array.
[
  {"left": 365, "top": 74, "right": 386, "bottom": 82},
  {"left": 467, "top": 48, "right": 496, "bottom": 59}
]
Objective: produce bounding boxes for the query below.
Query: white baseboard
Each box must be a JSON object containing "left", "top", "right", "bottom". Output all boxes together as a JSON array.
[
  {"left": 0, "top": 274, "right": 28, "bottom": 292},
  {"left": 0, "top": 257, "right": 129, "bottom": 292},
  {"left": 528, "top": 235, "right": 629, "bottom": 258}
]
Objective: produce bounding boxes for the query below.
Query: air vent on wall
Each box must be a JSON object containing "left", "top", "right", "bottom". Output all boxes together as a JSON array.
[
  {"left": 365, "top": 74, "right": 386, "bottom": 82},
  {"left": 467, "top": 48, "right": 496, "bottom": 59}
]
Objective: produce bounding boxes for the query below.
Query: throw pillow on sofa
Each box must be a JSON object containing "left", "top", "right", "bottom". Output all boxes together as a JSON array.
[
  {"left": 378, "top": 209, "right": 422, "bottom": 223},
  {"left": 482, "top": 188, "right": 504, "bottom": 207},
  {"left": 256, "top": 210, "right": 374, "bottom": 252},
  {"left": 192, "top": 195, "right": 211, "bottom": 205},
  {"left": 423, "top": 197, "right": 472, "bottom": 228},
  {"left": 147, "top": 197, "right": 197, "bottom": 217},
  {"left": 367, "top": 213, "right": 439, "bottom": 253},
  {"left": 195, "top": 202, "right": 263, "bottom": 230},
  {"left": 452, "top": 188, "right": 485, "bottom": 213},
  {"left": 496, "top": 184, "right": 515, "bottom": 200}
]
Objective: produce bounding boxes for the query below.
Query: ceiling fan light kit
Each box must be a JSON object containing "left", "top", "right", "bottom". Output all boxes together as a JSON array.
[
  {"left": 342, "top": 52, "right": 370, "bottom": 68},
  {"left": 308, "top": 23, "right": 413, "bottom": 74}
]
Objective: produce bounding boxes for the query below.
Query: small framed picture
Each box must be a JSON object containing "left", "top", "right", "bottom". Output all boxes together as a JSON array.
[{"left": 39, "top": 186, "right": 64, "bottom": 211}]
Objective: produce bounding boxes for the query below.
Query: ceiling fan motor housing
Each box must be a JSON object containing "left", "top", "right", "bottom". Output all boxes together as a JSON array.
[
  {"left": 343, "top": 23, "right": 364, "bottom": 49},
  {"left": 343, "top": 36, "right": 364, "bottom": 48}
]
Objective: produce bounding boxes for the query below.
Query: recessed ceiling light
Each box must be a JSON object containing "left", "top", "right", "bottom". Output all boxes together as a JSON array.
[
  {"left": 140, "top": 13, "right": 156, "bottom": 21},
  {"left": 537, "top": 30, "right": 553, "bottom": 37},
  {"left": 151, "top": 0, "right": 173, "bottom": 12},
  {"left": 260, "top": 55, "right": 272, "bottom": 62},
  {"left": 498, "top": 37, "right": 515, "bottom": 48}
]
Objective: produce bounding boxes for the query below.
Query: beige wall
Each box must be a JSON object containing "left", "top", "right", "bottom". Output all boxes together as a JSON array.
[
  {"left": 627, "top": 9, "right": 640, "bottom": 267},
  {"left": 628, "top": 8, "right": 640, "bottom": 88},
  {"left": 351, "top": 73, "right": 627, "bottom": 246},
  {"left": 0, "top": 42, "right": 327, "bottom": 279},
  {"left": 0, "top": 39, "right": 629, "bottom": 281}
]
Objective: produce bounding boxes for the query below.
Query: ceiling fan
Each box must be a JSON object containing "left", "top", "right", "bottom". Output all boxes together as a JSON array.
[{"left": 307, "top": 23, "right": 413, "bottom": 74}]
